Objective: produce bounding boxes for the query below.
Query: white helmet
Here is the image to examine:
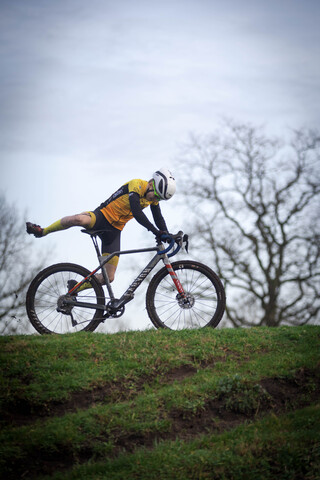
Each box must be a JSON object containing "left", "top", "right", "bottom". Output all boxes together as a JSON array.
[{"left": 152, "top": 168, "right": 176, "bottom": 200}]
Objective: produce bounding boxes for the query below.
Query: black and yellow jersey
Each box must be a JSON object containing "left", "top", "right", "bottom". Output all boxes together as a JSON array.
[{"left": 98, "top": 179, "right": 160, "bottom": 231}]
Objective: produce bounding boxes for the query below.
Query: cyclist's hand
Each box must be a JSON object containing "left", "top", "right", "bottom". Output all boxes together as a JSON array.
[
  {"left": 164, "top": 233, "right": 174, "bottom": 243},
  {"left": 155, "top": 230, "right": 172, "bottom": 243}
]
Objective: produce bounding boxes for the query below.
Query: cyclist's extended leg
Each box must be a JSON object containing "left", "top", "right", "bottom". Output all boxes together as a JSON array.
[
  {"left": 44, "top": 212, "right": 95, "bottom": 235},
  {"left": 28, "top": 210, "right": 120, "bottom": 286},
  {"left": 26, "top": 212, "right": 95, "bottom": 237}
]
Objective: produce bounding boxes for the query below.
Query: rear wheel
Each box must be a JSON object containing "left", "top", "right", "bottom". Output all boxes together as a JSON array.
[
  {"left": 26, "top": 263, "right": 105, "bottom": 334},
  {"left": 146, "top": 260, "right": 225, "bottom": 330}
]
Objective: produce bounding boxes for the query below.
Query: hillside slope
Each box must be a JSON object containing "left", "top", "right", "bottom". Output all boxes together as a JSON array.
[{"left": 1, "top": 326, "right": 319, "bottom": 479}]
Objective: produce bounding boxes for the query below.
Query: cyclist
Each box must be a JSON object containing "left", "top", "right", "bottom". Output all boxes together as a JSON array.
[{"left": 26, "top": 168, "right": 176, "bottom": 284}]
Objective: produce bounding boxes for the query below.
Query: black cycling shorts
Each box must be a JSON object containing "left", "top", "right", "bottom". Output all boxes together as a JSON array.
[{"left": 88, "top": 209, "right": 121, "bottom": 255}]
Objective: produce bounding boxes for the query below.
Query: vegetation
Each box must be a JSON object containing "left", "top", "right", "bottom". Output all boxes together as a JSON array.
[
  {"left": 1, "top": 326, "right": 319, "bottom": 479},
  {"left": 0, "top": 194, "right": 47, "bottom": 334},
  {"left": 177, "top": 122, "right": 320, "bottom": 327}
]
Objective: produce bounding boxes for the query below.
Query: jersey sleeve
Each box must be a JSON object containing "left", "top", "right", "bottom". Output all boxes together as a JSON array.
[
  {"left": 129, "top": 192, "right": 159, "bottom": 235},
  {"left": 150, "top": 204, "right": 168, "bottom": 231},
  {"left": 127, "top": 179, "right": 146, "bottom": 196}
]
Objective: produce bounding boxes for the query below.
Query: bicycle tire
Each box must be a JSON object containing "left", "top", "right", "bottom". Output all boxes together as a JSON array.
[
  {"left": 26, "top": 263, "right": 105, "bottom": 334},
  {"left": 146, "top": 260, "right": 225, "bottom": 330}
]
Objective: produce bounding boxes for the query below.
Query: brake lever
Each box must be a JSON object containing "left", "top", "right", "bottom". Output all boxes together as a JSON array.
[
  {"left": 167, "top": 231, "right": 188, "bottom": 258},
  {"left": 183, "top": 234, "right": 189, "bottom": 253},
  {"left": 174, "top": 231, "right": 189, "bottom": 253}
]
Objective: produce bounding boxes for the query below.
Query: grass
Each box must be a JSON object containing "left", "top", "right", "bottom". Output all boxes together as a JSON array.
[
  {"left": 0, "top": 325, "right": 319, "bottom": 479},
  {"left": 44, "top": 405, "right": 320, "bottom": 480}
]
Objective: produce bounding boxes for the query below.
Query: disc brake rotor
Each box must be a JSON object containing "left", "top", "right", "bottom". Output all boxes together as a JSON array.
[{"left": 176, "top": 293, "right": 195, "bottom": 309}]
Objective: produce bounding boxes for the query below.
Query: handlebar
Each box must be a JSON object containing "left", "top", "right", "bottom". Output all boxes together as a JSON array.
[
  {"left": 157, "top": 231, "right": 187, "bottom": 257},
  {"left": 168, "top": 243, "right": 181, "bottom": 258},
  {"left": 158, "top": 235, "right": 175, "bottom": 254}
]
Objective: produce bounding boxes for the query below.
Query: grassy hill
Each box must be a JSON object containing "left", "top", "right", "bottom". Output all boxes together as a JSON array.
[{"left": 1, "top": 326, "right": 319, "bottom": 480}]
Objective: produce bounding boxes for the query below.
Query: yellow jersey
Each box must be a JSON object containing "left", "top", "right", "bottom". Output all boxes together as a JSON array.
[{"left": 98, "top": 179, "right": 159, "bottom": 231}]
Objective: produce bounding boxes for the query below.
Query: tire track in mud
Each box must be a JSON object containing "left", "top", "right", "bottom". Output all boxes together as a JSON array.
[
  {"left": 3, "top": 353, "right": 319, "bottom": 428},
  {"left": 3, "top": 363, "right": 320, "bottom": 480}
]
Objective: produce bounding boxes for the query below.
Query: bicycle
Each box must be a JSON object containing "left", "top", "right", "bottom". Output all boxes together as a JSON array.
[{"left": 26, "top": 231, "right": 226, "bottom": 334}]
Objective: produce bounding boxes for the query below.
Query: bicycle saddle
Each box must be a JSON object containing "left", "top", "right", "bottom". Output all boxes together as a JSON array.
[{"left": 80, "top": 229, "right": 106, "bottom": 237}]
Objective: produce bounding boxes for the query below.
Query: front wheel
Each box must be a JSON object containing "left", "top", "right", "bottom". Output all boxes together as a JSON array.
[
  {"left": 146, "top": 260, "right": 226, "bottom": 330},
  {"left": 26, "top": 263, "right": 105, "bottom": 334}
]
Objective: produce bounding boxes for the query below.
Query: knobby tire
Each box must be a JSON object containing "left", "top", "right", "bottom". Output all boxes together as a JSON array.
[
  {"left": 26, "top": 263, "right": 105, "bottom": 334},
  {"left": 146, "top": 260, "right": 225, "bottom": 330}
]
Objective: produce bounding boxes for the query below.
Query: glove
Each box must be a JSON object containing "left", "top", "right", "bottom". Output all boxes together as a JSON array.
[{"left": 155, "top": 230, "right": 172, "bottom": 243}]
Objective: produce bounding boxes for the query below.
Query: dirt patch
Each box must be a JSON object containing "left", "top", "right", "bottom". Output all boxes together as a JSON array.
[
  {"left": 3, "top": 364, "right": 318, "bottom": 429},
  {"left": 168, "top": 367, "right": 320, "bottom": 438},
  {"left": 111, "top": 367, "right": 320, "bottom": 452},
  {"left": 2, "top": 364, "right": 200, "bottom": 427},
  {"left": 3, "top": 368, "right": 320, "bottom": 480},
  {"left": 159, "top": 364, "right": 198, "bottom": 383},
  {"left": 260, "top": 367, "right": 314, "bottom": 408},
  {"left": 2, "top": 348, "right": 252, "bottom": 429},
  {"left": 2, "top": 376, "right": 147, "bottom": 427}
]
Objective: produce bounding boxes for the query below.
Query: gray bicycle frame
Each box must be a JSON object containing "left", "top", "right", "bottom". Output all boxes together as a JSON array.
[{"left": 65, "top": 238, "right": 168, "bottom": 313}]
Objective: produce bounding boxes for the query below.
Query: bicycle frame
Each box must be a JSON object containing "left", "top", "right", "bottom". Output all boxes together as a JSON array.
[
  {"left": 26, "top": 228, "right": 226, "bottom": 334},
  {"left": 65, "top": 234, "right": 184, "bottom": 316}
]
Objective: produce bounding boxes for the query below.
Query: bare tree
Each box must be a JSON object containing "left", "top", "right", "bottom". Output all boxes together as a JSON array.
[
  {"left": 177, "top": 121, "right": 320, "bottom": 327},
  {"left": 0, "top": 195, "right": 47, "bottom": 334}
]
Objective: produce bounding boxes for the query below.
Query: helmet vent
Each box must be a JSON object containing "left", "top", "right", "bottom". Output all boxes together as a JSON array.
[{"left": 152, "top": 167, "right": 176, "bottom": 200}]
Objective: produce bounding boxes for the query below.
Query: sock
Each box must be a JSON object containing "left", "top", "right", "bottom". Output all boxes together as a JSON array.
[
  {"left": 77, "top": 281, "right": 93, "bottom": 292},
  {"left": 42, "top": 220, "right": 66, "bottom": 236}
]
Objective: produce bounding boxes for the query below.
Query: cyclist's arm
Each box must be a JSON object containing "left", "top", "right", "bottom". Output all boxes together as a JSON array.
[
  {"left": 150, "top": 204, "right": 168, "bottom": 232},
  {"left": 129, "top": 192, "right": 159, "bottom": 235}
]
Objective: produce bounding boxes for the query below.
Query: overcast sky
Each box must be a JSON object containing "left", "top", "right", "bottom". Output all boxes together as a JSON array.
[{"left": 1, "top": 0, "right": 319, "bottom": 332}]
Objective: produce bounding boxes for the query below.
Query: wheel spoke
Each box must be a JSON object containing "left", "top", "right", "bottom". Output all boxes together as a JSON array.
[
  {"left": 26, "top": 264, "right": 105, "bottom": 334},
  {"left": 147, "top": 261, "right": 225, "bottom": 330}
]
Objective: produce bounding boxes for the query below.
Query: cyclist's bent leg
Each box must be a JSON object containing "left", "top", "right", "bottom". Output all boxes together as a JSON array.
[
  {"left": 79, "top": 211, "right": 121, "bottom": 287},
  {"left": 96, "top": 217, "right": 121, "bottom": 284},
  {"left": 76, "top": 262, "right": 116, "bottom": 293},
  {"left": 96, "top": 253, "right": 119, "bottom": 284}
]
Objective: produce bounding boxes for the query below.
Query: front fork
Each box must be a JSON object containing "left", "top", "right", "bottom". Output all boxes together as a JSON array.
[{"left": 162, "top": 255, "right": 187, "bottom": 298}]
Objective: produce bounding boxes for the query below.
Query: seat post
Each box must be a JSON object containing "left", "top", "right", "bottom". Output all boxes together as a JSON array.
[{"left": 91, "top": 235, "right": 102, "bottom": 257}]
